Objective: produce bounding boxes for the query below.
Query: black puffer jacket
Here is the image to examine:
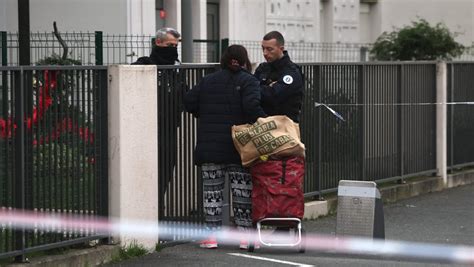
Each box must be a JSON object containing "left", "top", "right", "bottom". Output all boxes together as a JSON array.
[
  {"left": 184, "top": 68, "right": 266, "bottom": 165},
  {"left": 254, "top": 51, "right": 303, "bottom": 122}
]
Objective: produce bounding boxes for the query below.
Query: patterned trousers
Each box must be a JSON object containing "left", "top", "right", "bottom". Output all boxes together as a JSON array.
[{"left": 202, "top": 163, "right": 252, "bottom": 232}]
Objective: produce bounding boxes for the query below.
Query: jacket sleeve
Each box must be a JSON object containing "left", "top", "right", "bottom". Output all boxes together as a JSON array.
[
  {"left": 131, "top": 56, "right": 153, "bottom": 65},
  {"left": 183, "top": 80, "right": 201, "bottom": 118},
  {"left": 240, "top": 75, "right": 267, "bottom": 122},
  {"left": 262, "top": 66, "right": 303, "bottom": 103}
]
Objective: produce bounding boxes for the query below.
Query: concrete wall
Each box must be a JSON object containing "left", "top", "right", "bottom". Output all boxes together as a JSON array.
[
  {"left": 1, "top": 0, "right": 155, "bottom": 35},
  {"left": 369, "top": 0, "right": 473, "bottom": 45},
  {"left": 164, "top": 0, "right": 181, "bottom": 31},
  {"left": 266, "top": 0, "right": 320, "bottom": 42},
  {"left": 220, "top": 0, "right": 265, "bottom": 40}
]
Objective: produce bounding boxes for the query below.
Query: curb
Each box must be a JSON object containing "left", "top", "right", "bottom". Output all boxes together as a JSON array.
[
  {"left": 6, "top": 245, "right": 119, "bottom": 267},
  {"left": 304, "top": 169, "right": 474, "bottom": 220}
]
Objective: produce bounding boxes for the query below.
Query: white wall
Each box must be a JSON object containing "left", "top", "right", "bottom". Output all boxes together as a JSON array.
[
  {"left": 359, "top": 3, "right": 371, "bottom": 43},
  {"left": 126, "top": 0, "right": 156, "bottom": 35},
  {"left": 2, "top": 0, "right": 155, "bottom": 35},
  {"left": 220, "top": 0, "right": 265, "bottom": 40},
  {"left": 164, "top": 0, "right": 181, "bottom": 31},
  {"left": 320, "top": 0, "right": 333, "bottom": 43},
  {"left": 265, "top": 0, "right": 320, "bottom": 42},
  {"left": 374, "top": 0, "right": 473, "bottom": 45}
]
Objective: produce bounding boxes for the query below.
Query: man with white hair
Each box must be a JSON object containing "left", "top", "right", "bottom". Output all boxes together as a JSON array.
[
  {"left": 133, "top": 27, "right": 184, "bottom": 201},
  {"left": 133, "top": 27, "right": 181, "bottom": 65}
]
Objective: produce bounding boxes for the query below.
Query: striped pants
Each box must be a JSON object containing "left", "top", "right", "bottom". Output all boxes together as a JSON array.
[{"left": 202, "top": 163, "right": 252, "bottom": 231}]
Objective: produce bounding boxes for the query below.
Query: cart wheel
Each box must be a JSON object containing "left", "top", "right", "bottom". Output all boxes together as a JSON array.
[
  {"left": 248, "top": 243, "right": 255, "bottom": 252},
  {"left": 298, "top": 229, "right": 306, "bottom": 253}
]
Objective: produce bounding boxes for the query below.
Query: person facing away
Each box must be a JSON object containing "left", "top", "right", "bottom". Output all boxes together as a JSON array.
[
  {"left": 184, "top": 45, "right": 266, "bottom": 250},
  {"left": 254, "top": 31, "right": 304, "bottom": 122},
  {"left": 132, "top": 27, "right": 184, "bottom": 200}
]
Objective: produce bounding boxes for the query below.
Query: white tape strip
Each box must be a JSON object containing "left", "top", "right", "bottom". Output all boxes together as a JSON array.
[
  {"left": 315, "top": 101, "right": 474, "bottom": 107},
  {"left": 0, "top": 209, "right": 473, "bottom": 264},
  {"left": 314, "top": 101, "right": 474, "bottom": 121}
]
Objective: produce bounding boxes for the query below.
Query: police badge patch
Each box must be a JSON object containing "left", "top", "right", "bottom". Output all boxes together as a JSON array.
[{"left": 283, "top": 75, "right": 293, "bottom": 84}]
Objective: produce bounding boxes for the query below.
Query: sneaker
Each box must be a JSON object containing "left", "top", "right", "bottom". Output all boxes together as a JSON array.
[
  {"left": 239, "top": 240, "right": 260, "bottom": 250},
  {"left": 199, "top": 237, "right": 218, "bottom": 249}
]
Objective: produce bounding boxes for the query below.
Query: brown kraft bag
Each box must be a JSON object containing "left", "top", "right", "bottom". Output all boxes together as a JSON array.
[{"left": 231, "top": 115, "right": 305, "bottom": 167}]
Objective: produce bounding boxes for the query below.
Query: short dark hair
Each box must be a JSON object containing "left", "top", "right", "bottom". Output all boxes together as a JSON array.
[
  {"left": 263, "top": 31, "right": 285, "bottom": 46},
  {"left": 220, "top": 45, "right": 252, "bottom": 72}
]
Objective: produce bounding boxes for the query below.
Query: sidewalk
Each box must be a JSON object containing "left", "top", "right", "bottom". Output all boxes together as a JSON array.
[
  {"left": 109, "top": 181, "right": 474, "bottom": 266},
  {"left": 7, "top": 170, "right": 473, "bottom": 266}
]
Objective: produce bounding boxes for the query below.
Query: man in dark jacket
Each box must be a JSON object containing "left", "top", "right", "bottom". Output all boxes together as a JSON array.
[
  {"left": 133, "top": 27, "right": 181, "bottom": 65},
  {"left": 254, "top": 31, "right": 304, "bottom": 234},
  {"left": 254, "top": 31, "right": 303, "bottom": 122},
  {"left": 132, "top": 27, "right": 183, "bottom": 198}
]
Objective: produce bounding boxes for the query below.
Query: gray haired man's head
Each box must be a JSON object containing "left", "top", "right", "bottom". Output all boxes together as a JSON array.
[{"left": 155, "top": 27, "right": 181, "bottom": 43}]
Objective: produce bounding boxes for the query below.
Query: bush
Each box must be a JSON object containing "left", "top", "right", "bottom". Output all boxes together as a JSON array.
[{"left": 371, "top": 19, "right": 465, "bottom": 61}]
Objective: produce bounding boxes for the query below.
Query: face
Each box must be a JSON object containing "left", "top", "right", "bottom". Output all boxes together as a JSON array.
[
  {"left": 261, "top": 38, "right": 284, "bottom": 63},
  {"left": 156, "top": 33, "right": 179, "bottom": 48}
]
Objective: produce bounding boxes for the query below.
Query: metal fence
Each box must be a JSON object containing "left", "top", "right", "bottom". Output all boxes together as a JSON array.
[
  {"left": 3, "top": 32, "right": 472, "bottom": 66},
  {"left": 447, "top": 63, "right": 474, "bottom": 169},
  {"left": 1, "top": 62, "right": 473, "bottom": 251},
  {"left": 156, "top": 65, "right": 219, "bottom": 242},
  {"left": 299, "top": 63, "right": 438, "bottom": 195},
  {"left": 232, "top": 40, "right": 373, "bottom": 64},
  {"left": 0, "top": 65, "right": 108, "bottom": 260},
  {"left": 156, "top": 62, "right": 472, "bottom": 235},
  {"left": 1, "top": 31, "right": 153, "bottom": 66}
]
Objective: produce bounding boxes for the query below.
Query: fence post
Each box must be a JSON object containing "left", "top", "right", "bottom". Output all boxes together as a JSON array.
[
  {"left": 108, "top": 65, "right": 158, "bottom": 251},
  {"left": 95, "top": 31, "right": 103, "bottom": 65},
  {"left": 397, "top": 65, "right": 405, "bottom": 183},
  {"left": 315, "top": 65, "right": 323, "bottom": 199},
  {"left": 436, "top": 62, "right": 447, "bottom": 185},
  {"left": 14, "top": 68, "right": 26, "bottom": 262},
  {"left": 360, "top": 46, "right": 368, "bottom": 62},
  {"left": 358, "top": 64, "right": 365, "bottom": 181},
  {"left": 221, "top": 38, "right": 229, "bottom": 57},
  {"left": 1, "top": 32, "right": 7, "bottom": 66}
]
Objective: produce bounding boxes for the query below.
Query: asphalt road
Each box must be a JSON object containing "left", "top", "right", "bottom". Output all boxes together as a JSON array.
[{"left": 109, "top": 184, "right": 474, "bottom": 267}]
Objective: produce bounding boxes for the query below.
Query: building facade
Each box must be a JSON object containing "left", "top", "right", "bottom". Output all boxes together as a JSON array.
[{"left": 1, "top": 0, "right": 472, "bottom": 63}]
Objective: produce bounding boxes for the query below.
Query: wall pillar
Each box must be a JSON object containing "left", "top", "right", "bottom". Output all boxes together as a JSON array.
[
  {"left": 436, "top": 62, "right": 447, "bottom": 184},
  {"left": 108, "top": 65, "right": 158, "bottom": 251}
]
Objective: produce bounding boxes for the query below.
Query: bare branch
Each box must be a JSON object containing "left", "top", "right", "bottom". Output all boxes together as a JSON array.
[{"left": 53, "top": 21, "right": 68, "bottom": 60}]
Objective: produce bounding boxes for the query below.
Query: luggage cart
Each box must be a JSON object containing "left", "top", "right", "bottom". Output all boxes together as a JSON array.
[{"left": 248, "top": 156, "right": 306, "bottom": 253}]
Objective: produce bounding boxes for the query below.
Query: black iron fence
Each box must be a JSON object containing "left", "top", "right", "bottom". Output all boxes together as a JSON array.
[
  {"left": 156, "top": 65, "right": 219, "bottom": 242},
  {"left": 1, "top": 62, "right": 473, "bottom": 251},
  {"left": 300, "top": 63, "right": 438, "bottom": 195},
  {"left": 232, "top": 40, "right": 373, "bottom": 64},
  {"left": 3, "top": 32, "right": 473, "bottom": 66},
  {"left": 0, "top": 65, "right": 108, "bottom": 260},
  {"left": 157, "top": 62, "right": 473, "bottom": 229},
  {"left": 447, "top": 63, "right": 474, "bottom": 169}
]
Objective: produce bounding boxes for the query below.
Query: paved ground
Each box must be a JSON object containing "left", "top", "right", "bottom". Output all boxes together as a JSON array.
[{"left": 109, "top": 184, "right": 474, "bottom": 267}]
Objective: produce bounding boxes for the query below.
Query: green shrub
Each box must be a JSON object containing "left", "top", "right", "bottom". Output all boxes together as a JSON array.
[{"left": 371, "top": 19, "right": 464, "bottom": 61}]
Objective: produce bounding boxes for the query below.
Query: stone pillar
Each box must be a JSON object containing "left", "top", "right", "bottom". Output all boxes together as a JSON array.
[
  {"left": 436, "top": 62, "right": 447, "bottom": 185},
  {"left": 108, "top": 65, "right": 158, "bottom": 251}
]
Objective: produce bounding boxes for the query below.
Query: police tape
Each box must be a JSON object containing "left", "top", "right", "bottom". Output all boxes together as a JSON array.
[
  {"left": 1, "top": 209, "right": 473, "bottom": 264},
  {"left": 315, "top": 101, "right": 474, "bottom": 121}
]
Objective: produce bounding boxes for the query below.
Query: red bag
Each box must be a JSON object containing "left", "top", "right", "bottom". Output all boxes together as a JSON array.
[{"left": 251, "top": 156, "right": 305, "bottom": 222}]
